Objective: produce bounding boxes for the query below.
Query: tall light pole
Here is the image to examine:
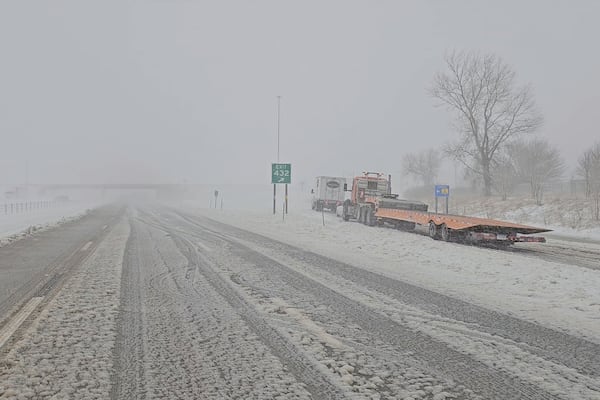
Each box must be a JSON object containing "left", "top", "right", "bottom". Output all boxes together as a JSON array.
[
  {"left": 277, "top": 96, "right": 288, "bottom": 214},
  {"left": 273, "top": 96, "right": 281, "bottom": 214},
  {"left": 277, "top": 95, "right": 281, "bottom": 162}
]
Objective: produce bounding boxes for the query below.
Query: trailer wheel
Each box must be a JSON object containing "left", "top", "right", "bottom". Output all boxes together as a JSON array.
[
  {"left": 440, "top": 223, "right": 450, "bottom": 242},
  {"left": 428, "top": 221, "right": 439, "bottom": 240}
]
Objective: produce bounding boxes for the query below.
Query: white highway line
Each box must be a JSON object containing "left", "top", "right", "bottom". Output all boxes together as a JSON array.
[
  {"left": 80, "top": 241, "right": 93, "bottom": 252},
  {"left": 0, "top": 297, "right": 44, "bottom": 349}
]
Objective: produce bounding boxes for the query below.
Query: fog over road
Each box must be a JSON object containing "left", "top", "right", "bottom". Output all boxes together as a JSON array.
[{"left": 0, "top": 205, "right": 599, "bottom": 399}]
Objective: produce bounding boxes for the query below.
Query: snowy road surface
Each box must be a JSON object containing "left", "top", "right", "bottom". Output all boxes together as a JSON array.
[
  {"left": 0, "top": 205, "right": 599, "bottom": 399},
  {"left": 0, "top": 206, "right": 122, "bottom": 323}
]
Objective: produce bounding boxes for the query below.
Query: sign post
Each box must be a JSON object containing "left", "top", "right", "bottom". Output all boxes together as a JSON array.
[{"left": 434, "top": 184, "right": 450, "bottom": 214}]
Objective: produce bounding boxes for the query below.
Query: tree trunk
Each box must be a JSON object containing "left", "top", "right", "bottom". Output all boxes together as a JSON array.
[
  {"left": 482, "top": 160, "right": 492, "bottom": 197},
  {"left": 534, "top": 184, "right": 544, "bottom": 206}
]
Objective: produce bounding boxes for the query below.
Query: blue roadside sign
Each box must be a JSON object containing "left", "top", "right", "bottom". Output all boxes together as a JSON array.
[{"left": 435, "top": 185, "right": 450, "bottom": 198}]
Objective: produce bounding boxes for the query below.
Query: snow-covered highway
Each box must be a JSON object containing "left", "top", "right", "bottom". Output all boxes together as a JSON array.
[{"left": 0, "top": 204, "right": 599, "bottom": 399}]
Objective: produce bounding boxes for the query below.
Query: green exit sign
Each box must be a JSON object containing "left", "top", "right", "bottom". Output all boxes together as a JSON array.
[{"left": 272, "top": 163, "right": 291, "bottom": 184}]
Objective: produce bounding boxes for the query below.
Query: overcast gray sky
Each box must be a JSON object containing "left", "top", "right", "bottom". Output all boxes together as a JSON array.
[{"left": 1, "top": 1, "right": 598, "bottom": 186}]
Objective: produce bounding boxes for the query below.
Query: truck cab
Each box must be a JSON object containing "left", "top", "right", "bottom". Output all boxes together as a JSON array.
[
  {"left": 342, "top": 172, "right": 390, "bottom": 223},
  {"left": 350, "top": 172, "right": 390, "bottom": 204}
]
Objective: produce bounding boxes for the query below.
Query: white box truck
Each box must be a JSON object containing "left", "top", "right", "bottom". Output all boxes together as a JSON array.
[{"left": 311, "top": 176, "right": 346, "bottom": 212}]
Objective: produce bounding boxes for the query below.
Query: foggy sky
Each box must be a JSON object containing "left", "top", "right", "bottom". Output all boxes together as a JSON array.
[{"left": 1, "top": 1, "right": 599, "bottom": 187}]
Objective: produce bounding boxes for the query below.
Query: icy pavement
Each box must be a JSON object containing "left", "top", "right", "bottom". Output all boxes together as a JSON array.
[
  {"left": 110, "top": 209, "right": 318, "bottom": 399},
  {"left": 0, "top": 218, "right": 129, "bottom": 399},
  {"left": 160, "top": 208, "right": 599, "bottom": 399},
  {"left": 132, "top": 209, "right": 483, "bottom": 399},
  {"left": 191, "top": 207, "right": 600, "bottom": 345},
  {"left": 1, "top": 204, "right": 598, "bottom": 399}
]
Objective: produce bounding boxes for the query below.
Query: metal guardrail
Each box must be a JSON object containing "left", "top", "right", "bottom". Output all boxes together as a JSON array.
[{"left": 1, "top": 201, "right": 57, "bottom": 215}]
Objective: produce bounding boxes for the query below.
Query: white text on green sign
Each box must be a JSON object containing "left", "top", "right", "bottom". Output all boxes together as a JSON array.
[{"left": 272, "top": 163, "right": 291, "bottom": 184}]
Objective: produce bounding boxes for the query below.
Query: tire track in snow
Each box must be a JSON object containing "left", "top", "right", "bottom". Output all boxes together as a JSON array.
[
  {"left": 116, "top": 210, "right": 335, "bottom": 400},
  {"left": 179, "top": 212, "right": 600, "bottom": 378},
  {"left": 151, "top": 216, "right": 348, "bottom": 400},
  {"left": 167, "top": 210, "right": 560, "bottom": 400},
  {"left": 111, "top": 220, "right": 147, "bottom": 400},
  {"left": 508, "top": 242, "right": 600, "bottom": 271}
]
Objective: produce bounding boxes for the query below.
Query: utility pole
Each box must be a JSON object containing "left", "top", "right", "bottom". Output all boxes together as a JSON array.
[
  {"left": 277, "top": 96, "right": 288, "bottom": 214},
  {"left": 277, "top": 95, "right": 281, "bottom": 163},
  {"left": 273, "top": 96, "right": 281, "bottom": 215}
]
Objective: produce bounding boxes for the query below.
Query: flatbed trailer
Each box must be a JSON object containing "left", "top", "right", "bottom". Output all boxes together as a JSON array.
[
  {"left": 340, "top": 172, "right": 550, "bottom": 245},
  {"left": 375, "top": 207, "right": 550, "bottom": 243}
]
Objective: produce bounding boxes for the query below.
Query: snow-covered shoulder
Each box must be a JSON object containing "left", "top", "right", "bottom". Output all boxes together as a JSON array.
[{"left": 0, "top": 202, "right": 101, "bottom": 246}]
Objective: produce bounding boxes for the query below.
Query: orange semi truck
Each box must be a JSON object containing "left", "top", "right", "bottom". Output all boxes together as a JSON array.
[{"left": 340, "top": 172, "right": 550, "bottom": 244}]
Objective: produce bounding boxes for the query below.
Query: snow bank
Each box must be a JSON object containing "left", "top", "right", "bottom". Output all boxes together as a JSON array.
[
  {"left": 0, "top": 201, "right": 101, "bottom": 246},
  {"left": 448, "top": 196, "right": 600, "bottom": 240}
]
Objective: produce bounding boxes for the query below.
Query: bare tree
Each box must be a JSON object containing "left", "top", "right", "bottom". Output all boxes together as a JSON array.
[
  {"left": 430, "top": 51, "right": 543, "bottom": 196},
  {"left": 509, "top": 138, "right": 564, "bottom": 205},
  {"left": 402, "top": 148, "right": 441, "bottom": 186},
  {"left": 577, "top": 142, "right": 600, "bottom": 220},
  {"left": 577, "top": 142, "right": 600, "bottom": 198}
]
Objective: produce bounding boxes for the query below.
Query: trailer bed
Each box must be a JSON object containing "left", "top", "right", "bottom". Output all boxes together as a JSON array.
[{"left": 376, "top": 208, "right": 551, "bottom": 235}]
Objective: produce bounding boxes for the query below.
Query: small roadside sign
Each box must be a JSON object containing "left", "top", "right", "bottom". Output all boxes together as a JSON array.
[
  {"left": 434, "top": 184, "right": 449, "bottom": 214},
  {"left": 272, "top": 163, "right": 291, "bottom": 184},
  {"left": 435, "top": 185, "right": 450, "bottom": 198}
]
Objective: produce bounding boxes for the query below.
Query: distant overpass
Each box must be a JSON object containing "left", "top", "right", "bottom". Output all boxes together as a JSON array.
[
  {"left": 29, "top": 183, "right": 186, "bottom": 190},
  {"left": 18, "top": 183, "right": 196, "bottom": 201},
  {"left": 3, "top": 183, "right": 281, "bottom": 209}
]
